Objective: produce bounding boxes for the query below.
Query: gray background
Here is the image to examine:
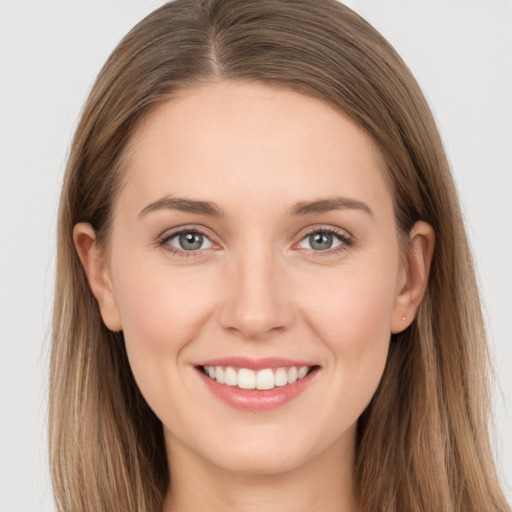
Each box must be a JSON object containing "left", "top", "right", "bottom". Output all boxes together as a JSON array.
[{"left": 0, "top": 1, "right": 510, "bottom": 510}]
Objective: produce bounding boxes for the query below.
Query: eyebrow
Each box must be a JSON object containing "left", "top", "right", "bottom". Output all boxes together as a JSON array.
[
  {"left": 288, "top": 197, "right": 373, "bottom": 217},
  {"left": 138, "top": 197, "right": 225, "bottom": 218},
  {"left": 138, "top": 195, "right": 372, "bottom": 219}
]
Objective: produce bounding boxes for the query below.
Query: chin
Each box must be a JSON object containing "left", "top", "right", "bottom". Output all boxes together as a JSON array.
[
  {"left": 193, "top": 424, "right": 338, "bottom": 477},
  {"left": 209, "top": 446, "right": 310, "bottom": 476}
]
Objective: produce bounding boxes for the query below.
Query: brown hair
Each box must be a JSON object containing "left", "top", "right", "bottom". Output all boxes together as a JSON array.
[{"left": 50, "top": 1, "right": 509, "bottom": 511}]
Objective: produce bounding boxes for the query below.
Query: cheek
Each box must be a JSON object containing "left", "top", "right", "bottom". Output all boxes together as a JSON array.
[
  {"left": 109, "top": 259, "right": 225, "bottom": 432},
  {"left": 299, "top": 257, "right": 399, "bottom": 404},
  {"left": 111, "top": 259, "right": 218, "bottom": 376},
  {"left": 302, "top": 258, "right": 398, "bottom": 341}
]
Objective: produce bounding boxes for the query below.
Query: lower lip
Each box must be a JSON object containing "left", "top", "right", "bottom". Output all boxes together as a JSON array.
[{"left": 196, "top": 367, "right": 319, "bottom": 411}]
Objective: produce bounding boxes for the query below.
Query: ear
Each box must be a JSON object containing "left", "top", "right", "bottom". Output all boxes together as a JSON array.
[
  {"left": 73, "top": 223, "right": 123, "bottom": 332},
  {"left": 391, "top": 221, "right": 435, "bottom": 334}
]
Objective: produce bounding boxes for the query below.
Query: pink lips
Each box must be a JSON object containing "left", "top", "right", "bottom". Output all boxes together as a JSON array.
[
  {"left": 195, "top": 357, "right": 319, "bottom": 411},
  {"left": 196, "top": 356, "right": 315, "bottom": 370}
]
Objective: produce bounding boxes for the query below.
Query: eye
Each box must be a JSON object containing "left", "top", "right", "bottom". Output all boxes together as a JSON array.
[
  {"left": 162, "top": 230, "right": 214, "bottom": 252},
  {"left": 297, "top": 229, "right": 351, "bottom": 251}
]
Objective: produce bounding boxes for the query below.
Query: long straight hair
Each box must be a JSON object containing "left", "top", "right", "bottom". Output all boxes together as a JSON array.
[{"left": 50, "top": 1, "right": 510, "bottom": 510}]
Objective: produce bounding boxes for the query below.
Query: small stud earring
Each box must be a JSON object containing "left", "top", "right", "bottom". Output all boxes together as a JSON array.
[{"left": 401, "top": 316, "right": 406, "bottom": 322}]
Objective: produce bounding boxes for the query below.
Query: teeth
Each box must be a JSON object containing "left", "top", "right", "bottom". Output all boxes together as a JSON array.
[
  {"left": 287, "top": 367, "right": 298, "bottom": 384},
  {"left": 256, "top": 368, "right": 274, "bottom": 390},
  {"left": 274, "top": 368, "right": 288, "bottom": 387},
  {"left": 216, "top": 366, "right": 225, "bottom": 384},
  {"left": 224, "top": 367, "right": 237, "bottom": 386},
  {"left": 297, "top": 366, "right": 309, "bottom": 379},
  {"left": 202, "top": 365, "right": 312, "bottom": 390},
  {"left": 238, "top": 368, "right": 256, "bottom": 390}
]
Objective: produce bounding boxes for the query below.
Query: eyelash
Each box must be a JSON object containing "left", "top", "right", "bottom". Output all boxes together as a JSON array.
[
  {"left": 157, "top": 227, "right": 213, "bottom": 258},
  {"left": 298, "top": 227, "right": 354, "bottom": 258},
  {"left": 156, "top": 226, "right": 354, "bottom": 258}
]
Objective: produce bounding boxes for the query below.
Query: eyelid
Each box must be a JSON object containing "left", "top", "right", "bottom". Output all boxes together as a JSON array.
[
  {"left": 167, "top": 230, "right": 214, "bottom": 250},
  {"left": 155, "top": 223, "right": 354, "bottom": 258},
  {"left": 156, "top": 225, "right": 220, "bottom": 256},
  {"left": 296, "top": 225, "right": 353, "bottom": 242},
  {"left": 293, "top": 225, "right": 354, "bottom": 255}
]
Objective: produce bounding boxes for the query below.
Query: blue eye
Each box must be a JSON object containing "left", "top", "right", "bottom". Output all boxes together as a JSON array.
[
  {"left": 163, "top": 230, "right": 214, "bottom": 252},
  {"left": 298, "top": 230, "right": 349, "bottom": 251}
]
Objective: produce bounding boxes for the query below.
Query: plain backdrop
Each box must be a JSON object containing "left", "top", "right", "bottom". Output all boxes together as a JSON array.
[{"left": 0, "top": 1, "right": 511, "bottom": 510}]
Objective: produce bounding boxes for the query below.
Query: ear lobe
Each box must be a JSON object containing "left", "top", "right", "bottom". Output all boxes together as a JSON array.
[
  {"left": 73, "top": 223, "right": 123, "bottom": 332},
  {"left": 391, "top": 221, "right": 435, "bottom": 334}
]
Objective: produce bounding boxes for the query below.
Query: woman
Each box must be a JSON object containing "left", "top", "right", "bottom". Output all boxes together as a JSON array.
[{"left": 49, "top": 0, "right": 510, "bottom": 511}]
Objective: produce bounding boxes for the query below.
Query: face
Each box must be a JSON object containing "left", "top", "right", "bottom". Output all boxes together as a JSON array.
[{"left": 80, "top": 82, "right": 417, "bottom": 477}]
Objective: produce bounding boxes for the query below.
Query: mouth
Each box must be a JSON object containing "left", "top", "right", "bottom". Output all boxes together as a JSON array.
[
  {"left": 198, "top": 364, "right": 317, "bottom": 390},
  {"left": 194, "top": 359, "right": 320, "bottom": 411}
]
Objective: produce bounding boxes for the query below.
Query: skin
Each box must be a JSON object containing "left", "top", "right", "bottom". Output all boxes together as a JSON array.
[{"left": 74, "top": 81, "right": 434, "bottom": 512}]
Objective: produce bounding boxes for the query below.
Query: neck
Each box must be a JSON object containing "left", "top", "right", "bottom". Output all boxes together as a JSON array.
[{"left": 162, "top": 431, "right": 357, "bottom": 512}]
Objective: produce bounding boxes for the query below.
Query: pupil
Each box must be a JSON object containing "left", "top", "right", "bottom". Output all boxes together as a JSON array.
[
  {"left": 310, "top": 232, "right": 332, "bottom": 250},
  {"left": 180, "top": 232, "right": 203, "bottom": 250}
]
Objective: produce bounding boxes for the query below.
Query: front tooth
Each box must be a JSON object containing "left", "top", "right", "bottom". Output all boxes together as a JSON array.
[
  {"left": 238, "top": 368, "right": 256, "bottom": 389},
  {"left": 298, "top": 366, "right": 309, "bottom": 379},
  {"left": 224, "top": 367, "right": 237, "bottom": 386},
  {"left": 274, "top": 367, "right": 288, "bottom": 387},
  {"left": 287, "top": 367, "right": 298, "bottom": 384},
  {"left": 256, "top": 369, "right": 275, "bottom": 390},
  {"left": 215, "top": 366, "right": 225, "bottom": 384}
]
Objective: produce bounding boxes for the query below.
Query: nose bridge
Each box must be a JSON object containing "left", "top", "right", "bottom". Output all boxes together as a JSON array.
[{"left": 218, "top": 240, "right": 293, "bottom": 339}]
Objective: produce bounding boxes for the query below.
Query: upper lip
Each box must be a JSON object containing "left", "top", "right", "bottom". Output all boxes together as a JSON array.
[{"left": 195, "top": 356, "right": 317, "bottom": 371}]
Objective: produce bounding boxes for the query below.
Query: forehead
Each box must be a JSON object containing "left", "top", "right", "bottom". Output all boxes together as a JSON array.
[{"left": 120, "top": 81, "right": 392, "bottom": 217}]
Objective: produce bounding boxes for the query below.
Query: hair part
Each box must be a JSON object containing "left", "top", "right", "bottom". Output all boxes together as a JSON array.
[{"left": 50, "top": 1, "right": 509, "bottom": 511}]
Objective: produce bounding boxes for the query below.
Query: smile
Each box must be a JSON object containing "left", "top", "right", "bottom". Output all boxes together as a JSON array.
[
  {"left": 195, "top": 358, "right": 320, "bottom": 411},
  {"left": 201, "top": 365, "right": 313, "bottom": 390}
]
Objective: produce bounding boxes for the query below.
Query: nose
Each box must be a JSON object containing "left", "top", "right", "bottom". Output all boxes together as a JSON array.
[{"left": 217, "top": 250, "right": 295, "bottom": 340}]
